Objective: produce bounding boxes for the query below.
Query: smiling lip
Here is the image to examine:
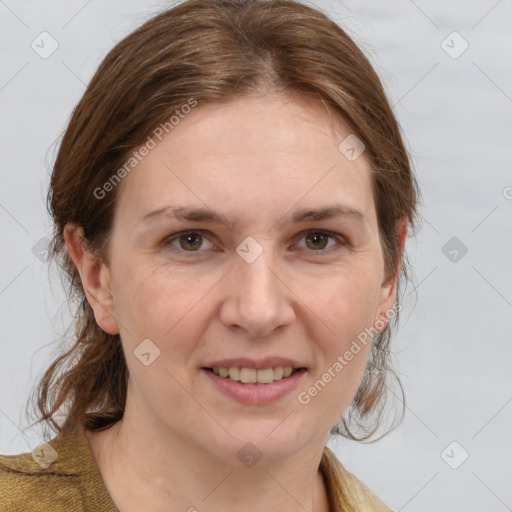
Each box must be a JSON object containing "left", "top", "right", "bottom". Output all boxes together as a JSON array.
[{"left": 202, "top": 367, "right": 307, "bottom": 405}]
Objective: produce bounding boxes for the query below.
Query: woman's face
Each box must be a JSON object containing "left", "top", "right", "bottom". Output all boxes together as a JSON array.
[{"left": 91, "top": 93, "right": 401, "bottom": 463}]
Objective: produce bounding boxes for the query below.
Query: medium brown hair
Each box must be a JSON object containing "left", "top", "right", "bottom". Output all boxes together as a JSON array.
[{"left": 28, "top": 0, "right": 420, "bottom": 442}]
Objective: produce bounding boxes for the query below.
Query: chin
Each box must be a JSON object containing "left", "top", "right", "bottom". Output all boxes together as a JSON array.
[{"left": 210, "top": 418, "right": 316, "bottom": 465}]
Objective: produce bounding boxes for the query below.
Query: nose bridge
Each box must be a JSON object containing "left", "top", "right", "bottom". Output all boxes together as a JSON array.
[
  {"left": 221, "top": 240, "right": 294, "bottom": 337},
  {"left": 238, "top": 245, "right": 281, "bottom": 309},
  {"left": 239, "top": 248, "right": 277, "bottom": 298}
]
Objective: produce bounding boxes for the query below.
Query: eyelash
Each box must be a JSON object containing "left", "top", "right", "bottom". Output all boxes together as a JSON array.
[{"left": 162, "top": 229, "right": 347, "bottom": 256}]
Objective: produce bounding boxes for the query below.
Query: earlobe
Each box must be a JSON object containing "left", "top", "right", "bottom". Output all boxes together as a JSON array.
[{"left": 63, "top": 223, "right": 120, "bottom": 335}]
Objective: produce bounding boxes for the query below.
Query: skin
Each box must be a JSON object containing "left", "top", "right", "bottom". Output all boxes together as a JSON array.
[{"left": 65, "top": 92, "right": 407, "bottom": 512}]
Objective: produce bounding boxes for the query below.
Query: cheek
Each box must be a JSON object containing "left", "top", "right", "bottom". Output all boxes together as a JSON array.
[
  {"left": 301, "top": 265, "right": 379, "bottom": 409},
  {"left": 112, "top": 264, "right": 208, "bottom": 406},
  {"left": 112, "top": 260, "right": 213, "bottom": 352},
  {"left": 305, "top": 264, "right": 380, "bottom": 345}
]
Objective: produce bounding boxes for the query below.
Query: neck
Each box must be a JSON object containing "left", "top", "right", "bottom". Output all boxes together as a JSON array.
[{"left": 85, "top": 407, "right": 330, "bottom": 512}]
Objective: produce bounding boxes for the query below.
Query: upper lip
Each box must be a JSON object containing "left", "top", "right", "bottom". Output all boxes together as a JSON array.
[{"left": 202, "top": 357, "right": 307, "bottom": 370}]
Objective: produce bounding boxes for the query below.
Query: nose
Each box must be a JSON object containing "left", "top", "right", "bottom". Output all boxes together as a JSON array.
[{"left": 219, "top": 248, "right": 295, "bottom": 338}]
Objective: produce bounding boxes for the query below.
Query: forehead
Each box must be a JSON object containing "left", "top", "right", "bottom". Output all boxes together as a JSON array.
[{"left": 114, "top": 93, "right": 376, "bottom": 230}]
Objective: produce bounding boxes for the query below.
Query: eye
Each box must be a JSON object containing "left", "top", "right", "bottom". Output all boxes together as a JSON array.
[
  {"left": 296, "top": 230, "right": 345, "bottom": 253},
  {"left": 165, "top": 230, "right": 214, "bottom": 252},
  {"left": 163, "top": 229, "right": 345, "bottom": 256}
]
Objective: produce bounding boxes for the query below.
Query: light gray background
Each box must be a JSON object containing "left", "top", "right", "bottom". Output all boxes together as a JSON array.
[{"left": 1, "top": 1, "right": 511, "bottom": 510}]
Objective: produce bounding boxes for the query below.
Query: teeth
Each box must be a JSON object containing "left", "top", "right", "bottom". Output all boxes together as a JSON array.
[
  {"left": 228, "top": 367, "right": 240, "bottom": 381},
  {"left": 273, "top": 367, "right": 283, "bottom": 380},
  {"left": 210, "top": 366, "right": 297, "bottom": 384},
  {"left": 240, "top": 368, "right": 256, "bottom": 383},
  {"left": 256, "top": 368, "right": 273, "bottom": 384}
]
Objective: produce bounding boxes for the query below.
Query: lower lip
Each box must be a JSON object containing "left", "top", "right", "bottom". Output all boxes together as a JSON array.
[{"left": 201, "top": 368, "right": 307, "bottom": 405}]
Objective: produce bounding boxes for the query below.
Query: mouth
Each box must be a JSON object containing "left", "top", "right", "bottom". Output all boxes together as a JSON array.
[
  {"left": 201, "top": 366, "right": 308, "bottom": 405},
  {"left": 202, "top": 366, "right": 306, "bottom": 384}
]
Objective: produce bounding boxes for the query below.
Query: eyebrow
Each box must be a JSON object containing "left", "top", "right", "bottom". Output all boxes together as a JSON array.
[{"left": 140, "top": 203, "right": 365, "bottom": 230}]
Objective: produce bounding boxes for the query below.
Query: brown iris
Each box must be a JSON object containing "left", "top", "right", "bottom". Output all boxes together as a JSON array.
[
  {"left": 179, "top": 232, "right": 203, "bottom": 251},
  {"left": 305, "top": 232, "right": 328, "bottom": 250}
]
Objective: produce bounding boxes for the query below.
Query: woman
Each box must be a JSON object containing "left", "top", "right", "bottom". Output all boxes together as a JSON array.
[{"left": 0, "top": 0, "right": 418, "bottom": 510}]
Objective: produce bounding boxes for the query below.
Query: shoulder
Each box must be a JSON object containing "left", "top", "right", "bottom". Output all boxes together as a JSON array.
[
  {"left": 321, "top": 446, "right": 394, "bottom": 512},
  {"left": 0, "top": 429, "right": 87, "bottom": 511}
]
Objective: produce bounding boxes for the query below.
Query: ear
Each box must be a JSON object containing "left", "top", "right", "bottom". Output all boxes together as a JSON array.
[
  {"left": 373, "top": 219, "right": 408, "bottom": 331},
  {"left": 63, "top": 223, "right": 120, "bottom": 335}
]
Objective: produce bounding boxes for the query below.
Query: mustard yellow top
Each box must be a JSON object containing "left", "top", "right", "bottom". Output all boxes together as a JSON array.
[{"left": 0, "top": 427, "right": 393, "bottom": 511}]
